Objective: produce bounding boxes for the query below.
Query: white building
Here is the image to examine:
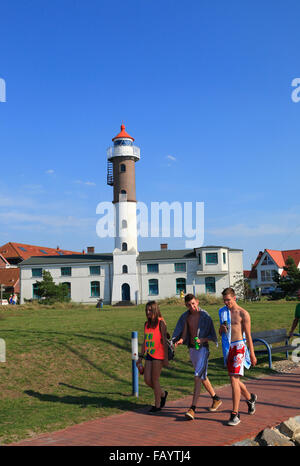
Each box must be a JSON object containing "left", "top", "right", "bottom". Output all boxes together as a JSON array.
[
  {"left": 248, "top": 248, "right": 300, "bottom": 293},
  {"left": 19, "top": 125, "right": 244, "bottom": 304}
]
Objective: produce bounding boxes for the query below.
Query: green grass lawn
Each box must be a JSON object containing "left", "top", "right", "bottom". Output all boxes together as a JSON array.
[{"left": 0, "top": 299, "right": 297, "bottom": 444}]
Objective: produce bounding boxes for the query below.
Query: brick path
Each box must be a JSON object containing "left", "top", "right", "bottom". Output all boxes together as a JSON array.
[{"left": 9, "top": 367, "right": 300, "bottom": 446}]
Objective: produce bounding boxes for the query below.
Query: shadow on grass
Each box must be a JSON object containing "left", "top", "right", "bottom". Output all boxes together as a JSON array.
[{"left": 24, "top": 389, "right": 146, "bottom": 411}]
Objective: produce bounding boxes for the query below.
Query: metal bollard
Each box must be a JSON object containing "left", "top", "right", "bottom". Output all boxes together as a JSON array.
[{"left": 131, "top": 331, "right": 139, "bottom": 397}]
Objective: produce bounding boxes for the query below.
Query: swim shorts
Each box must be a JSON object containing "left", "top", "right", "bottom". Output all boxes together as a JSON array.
[
  {"left": 189, "top": 346, "right": 209, "bottom": 380},
  {"left": 227, "top": 340, "right": 246, "bottom": 376}
]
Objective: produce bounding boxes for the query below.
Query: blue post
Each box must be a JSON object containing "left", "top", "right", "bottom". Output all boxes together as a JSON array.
[{"left": 131, "top": 331, "right": 139, "bottom": 397}]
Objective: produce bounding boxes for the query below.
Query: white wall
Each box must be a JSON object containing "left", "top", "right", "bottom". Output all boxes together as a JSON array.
[{"left": 20, "top": 262, "right": 112, "bottom": 304}]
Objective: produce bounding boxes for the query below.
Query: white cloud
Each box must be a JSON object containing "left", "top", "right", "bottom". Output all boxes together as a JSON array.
[
  {"left": 0, "top": 210, "right": 95, "bottom": 229},
  {"left": 46, "top": 169, "right": 55, "bottom": 174},
  {"left": 74, "top": 180, "right": 96, "bottom": 186},
  {"left": 208, "top": 223, "right": 300, "bottom": 237},
  {"left": 166, "top": 155, "right": 176, "bottom": 161}
]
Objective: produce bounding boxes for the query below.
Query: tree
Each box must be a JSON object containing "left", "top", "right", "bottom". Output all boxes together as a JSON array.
[
  {"left": 34, "top": 271, "right": 70, "bottom": 304},
  {"left": 232, "top": 272, "right": 253, "bottom": 301},
  {"left": 273, "top": 256, "right": 300, "bottom": 297}
]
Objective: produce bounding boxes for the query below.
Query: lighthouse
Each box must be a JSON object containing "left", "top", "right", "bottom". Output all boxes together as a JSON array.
[{"left": 107, "top": 124, "right": 140, "bottom": 303}]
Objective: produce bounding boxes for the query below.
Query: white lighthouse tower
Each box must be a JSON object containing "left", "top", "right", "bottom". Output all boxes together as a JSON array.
[{"left": 107, "top": 124, "right": 140, "bottom": 304}]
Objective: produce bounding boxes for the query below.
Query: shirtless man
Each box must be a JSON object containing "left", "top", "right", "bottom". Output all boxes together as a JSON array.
[
  {"left": 175, "top": 294, "right": 222, "bottom": 419},
  {"left": 219, "top": 287, "right": 257, "bottom": 426}
]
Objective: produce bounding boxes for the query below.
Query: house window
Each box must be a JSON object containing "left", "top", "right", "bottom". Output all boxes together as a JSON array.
[
  {"left": 261, "top": 270, "right": 275, "bottom": 282},
  {"left": 206, "top": 253, "right": 218, "bottom": 264},
  {"left": 122, "top": 265, "right": 128, "bottom": 273},
  {"left": 223, "top": 252, "right": 226, "bottom": 264},
  {"left": 174, "top": 263, "right": 186, "bottom": 272},
  {"left": 205, "top": 277, "right": 216, "bottom": 294},
  {"left": 32, "top": 268, "right": 43, "bottom": 277},
  {"left": 122, "top": 242, "right": 128, "bottom": 251},
  {"left": 61, "top": 267, "right": 71, "bottom": 276},
  {"left": 176, "top": 278, "right": 186, "bottom": 295},
  {"left": 32, "top": 283, "right": 40, "bottom": 299},
  {"left": 90, "top": 266, "right": 100, "bottom": 275},
  {"left": 91, "top": 281, "right": 100, "bottom": 297},
  {"left": 147, "top": 263, "right": 159, "bottom": 273},
  {"left": 62, "top": 282, "right": 71, "bottom": 299},
  {"left": 120, "top": 164, "right": 126, "bottom": 172},
  {"left": 149, "top": 279, "right": 159, "bottom": 295}
]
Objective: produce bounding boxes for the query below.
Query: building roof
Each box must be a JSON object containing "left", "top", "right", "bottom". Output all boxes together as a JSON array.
[
  {"left": 19, "top": 246, "right": 243, "bottom": 266},
  {"left": 137, "top": 249, "right": 196, "bottom": 261},
  {"left": 0, "top": 242, "right": 82, "bottom": 261},
  {"left": 19, "top": 254, "right": 113, "bottom": 266},
  {"left": 0, "top": 268, "right": 19, "bottom": 289},
  {"left": 0, "top": 254, "right": 10, "bottom": 267},
  {"left": 112, "top": 124, "right": 135, "bottom": 142},
  {"left": 266, "top": 249, "right": 300, "bottom": 268}
]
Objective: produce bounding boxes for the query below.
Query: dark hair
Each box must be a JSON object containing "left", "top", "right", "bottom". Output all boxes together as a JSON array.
[
  {"left": 184, "top": 293, "right": 196, "bottom": 304},
  {"left": 222, "top": 287, "right": 236, "bottom": 297},
  {"left": 145, "top": 300, "right": 162, "bottom": 328}
]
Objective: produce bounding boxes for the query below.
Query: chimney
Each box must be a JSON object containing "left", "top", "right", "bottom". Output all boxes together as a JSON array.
[
  {"left": 160, "top": 243, "right": 168, "bottom": 250},
  {"left": 87, "top": 246, "right": 95, "bottom": 254}
]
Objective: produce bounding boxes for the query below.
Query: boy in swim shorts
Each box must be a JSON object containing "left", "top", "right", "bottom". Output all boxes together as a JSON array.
[
  {"left": 219, "top": 288, "right": 257, "bottom": 426},
  {"left": 174, "top": 294, "right": 222, "bottom": 420}
]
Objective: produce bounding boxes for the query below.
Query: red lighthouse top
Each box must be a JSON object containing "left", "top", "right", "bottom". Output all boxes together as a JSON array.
[{"left": 112, "top": 124, "right": 135, "bottom": 142}]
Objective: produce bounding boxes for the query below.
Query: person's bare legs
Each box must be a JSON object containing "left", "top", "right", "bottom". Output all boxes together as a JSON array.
[
  {"left": 230, "top": 375, "right": 251, "bottom": 413},
  {"left": 191, "top": 376, "right": 202, "bottom": 406},
  {"left": 144, "top": 360, "right": 164, "bottom": 408},
  {"left": 202, "top": 377, "right": 216, "bottom": 397}
]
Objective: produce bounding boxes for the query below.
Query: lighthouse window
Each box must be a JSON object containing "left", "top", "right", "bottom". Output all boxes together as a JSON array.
[
  {"left": 122, "top": 265, "right": 128, "bottom": 274},
  {"left": 122, "top": 242, "right": 128, "bottom": 251},
  {"left": 120, "top": 164, "right": 126, "bottom": 172},
  {"left": 122, "top": 220, "right": 127, "bottom": 229},
  {"left": 114, "top": 140, "right": 133, "bottom": 147}
]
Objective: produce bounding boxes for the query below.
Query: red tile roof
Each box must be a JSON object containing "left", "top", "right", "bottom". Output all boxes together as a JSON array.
[
  {"left": 0, "top": 268, "right": 19, "bottom": 291},
  {"left": 266, "top": 249, "right": 300, "bottom": 269},
  {"left": 0, "top": 254, "right": 10, "bottom": 267},
  {"left": 0, "top": 242, "right": 82, "bottom": 261}
]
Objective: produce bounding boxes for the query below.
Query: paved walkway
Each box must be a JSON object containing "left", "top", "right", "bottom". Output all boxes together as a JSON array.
[{"left": 9, "top": 367, "right": 300, "bottom": 446}]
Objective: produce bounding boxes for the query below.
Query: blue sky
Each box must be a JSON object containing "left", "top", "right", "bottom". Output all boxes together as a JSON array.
[{"left": 0, "top": 0, "right": 300, "bottom": 269}]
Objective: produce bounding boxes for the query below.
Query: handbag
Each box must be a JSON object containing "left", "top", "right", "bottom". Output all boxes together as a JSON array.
[
  {"left": 159, "top": 320, "right": 175, "bottom": 360},
  {"left": 166, "top": 334, "right": 175, "bottom": 360}
]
